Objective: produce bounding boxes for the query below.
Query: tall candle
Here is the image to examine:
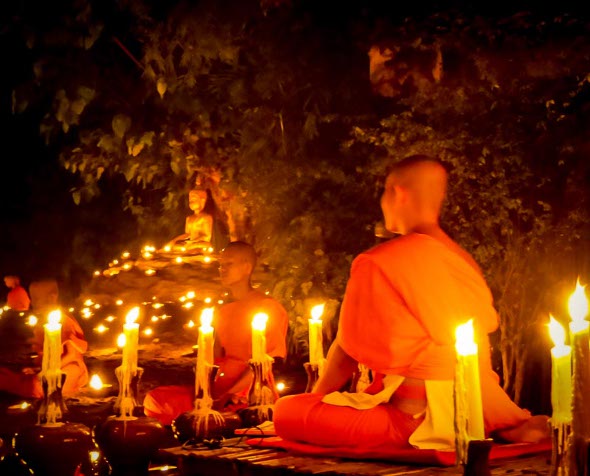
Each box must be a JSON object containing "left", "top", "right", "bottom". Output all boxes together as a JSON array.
[
  {"left": 454, "top": 319, "right": 485, "bottom": 445},
  {"left": 548, "top": 315, "right": 572, "bottom": 425},
  {"left": 569, "top": 280, "right": 590, "bottom": 439},
  {"left": 251, "top": 312, "right": 268, "bottom": 362},
  {"left": 198, "top": 307, "right": 214, "bottom": 367},
  {"left": 308, "top": 304, "right": 325, "bottom": 365},
  {"left": 42, "top": 310, "right": 62, "bottom": 377},
  {"left": 122, "top": 307, "right": 140, "bottom": 374}
]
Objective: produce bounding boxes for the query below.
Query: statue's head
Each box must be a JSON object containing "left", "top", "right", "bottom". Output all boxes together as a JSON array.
[{"left": 188, "top": 189, "right": 207, "bottom": 213}]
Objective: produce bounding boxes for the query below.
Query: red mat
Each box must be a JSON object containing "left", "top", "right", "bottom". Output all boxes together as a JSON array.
[{"left": 245, "top": 436, "right": 552, "bottom": 466}]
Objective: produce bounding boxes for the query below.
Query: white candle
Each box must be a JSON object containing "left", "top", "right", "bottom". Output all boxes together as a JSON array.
[
  {"left": 454, "top": 319, "right": 485, "bottom": 441},
  {"left": 548, "top": 315, "right": 572, "bottom": 425},
  {"left": 569, "top": 280, "right": 590, "bottom": 440},
  {"left": 42, "top": 309, "right": 62, "bottom": 379},
  {"left": 122, "top": 307, "right": 140, "bottom": 373},
  {"left": 251, "top": 312, "right": 268, "bottom": 362},
  {"left": 308, "top": 304, "right": 325, "bottom": 365},
  {"left": 198, "top": 307, "right": 215, "bottom": 367}
]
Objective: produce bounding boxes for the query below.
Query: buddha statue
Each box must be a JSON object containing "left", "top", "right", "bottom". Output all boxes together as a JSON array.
[{"left": 164, "top": 189, "right": 213, "bottom": 253}]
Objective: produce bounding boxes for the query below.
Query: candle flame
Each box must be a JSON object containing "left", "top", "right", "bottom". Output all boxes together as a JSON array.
[
  {"left": 47, "top": 310, "right": 62, "bottom": 327},
  {"left": 569, "top": 279, "right": 588, "bottom": 323},
  {"left": 89, "top": 374, "right": 104, "bottom": 390},
  {"left": 26, "top": 315, "right": 38, "bottom": 326},
  {"left": 200, "top": 307, "right": 214, "bottom": 330},
  {"left": 455, "top": 319, "right": 477, "bottom": 356},
  {"left": 84, "top": 299, "right": 94, "bottom": 306},
  {"left": 89, "top": 451, "right": 100, "bottom": 463},
  {"left": 125, "top": 307, "right": 140, "bottom": 325},
  {"left": 548, "top": 315, "right": 566, "bottom": 347},
  {"left": 187, "top": 291, "right": 195, "bottom": 299},
  {"left": 252, "top": 312, "right": 269, "bottom": 331},
  {"left": 20, "top": 401, "right": 30, "bottom": 409},
  {"left": 311, "top": 304, "right": 325, "bottom": 321},
  {"left": 276, "top": 381, "right": 286, "bottom": 392}
]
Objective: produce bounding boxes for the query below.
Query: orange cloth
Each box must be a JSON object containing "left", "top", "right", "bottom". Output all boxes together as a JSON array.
[
  {"left": 144, "top": 291, "right": 289, "bottom": 425},
  {"left": 0, "top": 311, "right": 88, "bottom": 398},
  {"left": 7, "top": 286, "right": 31, "bottom": 311},
  {"left": 274, "top": 233, "right": 530, "bottom": 450}
]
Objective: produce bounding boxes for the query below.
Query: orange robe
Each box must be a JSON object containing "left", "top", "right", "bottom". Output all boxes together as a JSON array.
[
  {"left": 274, "top": 233, "right": 530, "bottom": 450},
  {"left": 0, "top": 311, "right": 88, "bottom": 398},
  {"left": 143, "top": 291, "right": 289, "bottom": 425},
  {"left": 7, "top": 286, "right": 31, "bottom": 311}
]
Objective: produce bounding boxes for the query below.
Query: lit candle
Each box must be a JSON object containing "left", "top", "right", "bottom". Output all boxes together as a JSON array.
[
  {"left": 198, "top": 307, "right": 215, "bottom": 367},
  {"left": 122, "top": 307, "right": 140, "bottom": 374},
  {"left": 454, "top": 318, "right": 485, "bottom": 462},
  {"left": 308, "top": 304, "right": 325, "bottom": 365},
  {"left": 251, "top": 312, "right": 269, "bottom": 362},
  {"left": 548, "top": 315, "right": 572, "bottom": 425},
  {"left": 42, "top": 310, "right": 62, "bottom": 380},
  {"left": 569, "top": 280, "right": 590, "bottom": 441}
]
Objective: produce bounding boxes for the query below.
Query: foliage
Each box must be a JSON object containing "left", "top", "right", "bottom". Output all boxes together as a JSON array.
[{"left": 6, "top": 0, "right": 590, "bottom": 410}]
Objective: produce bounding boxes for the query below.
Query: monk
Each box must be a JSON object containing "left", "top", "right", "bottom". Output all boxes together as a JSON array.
[
  {"left": 143, "top": 241, "right": 289, "bottom": 425},
  {"left": 4, "top": 275, "right": 30, "bottom": 311},
  {"left": 273, "top": 155, "right": 549, "bottom": 454},
  {"left": 0, "top": 279, "right": 88, "bottom": 398}
]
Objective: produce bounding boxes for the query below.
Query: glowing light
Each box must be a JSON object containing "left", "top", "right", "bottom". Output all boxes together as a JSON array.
[
  {"left": 187, "top": 291, "right": 196, "bottom": 299},
  {"left": 207, "top": 247, "right": 214, "bottom": 253},
  {"left": 276, "top": 381, "right": 286, "bottom": 392},
  {"left": 159, "top": 314, "right": 169, "bottom": 320},
  {"left": 455, "top": 319, "right": 477, "bottom": 356},
  {"left": 569, "top": 279, "right": 588, "bottom": 324},
  {"left": 94, "top": 303, "right": 101, "bottom": 310},
  {"left": 164, "top": 245, "right": 171, "bottom": 252},
  {"left": 187, "top": 320, "right": 195, "bottom": 328},
  {"left": 20, "top": 401, "right": 30, "bottom": 409},
  {"left": 89, "top": 451, "right": 101, "bottom": 463},
  {"left": 84, "top": 299, "right": 94, "bottom": 307},
  {"left": 200, "top": 307, "right": 214, "bottom": 331},
  {"left": 151, "top": 316, "right": 159, "bottom": 322},
  {"left": 47, "top": 310, "right": 62, "bottom": 330},
  {"left": 252, "top": 312, "right": 269, "bottom": 332},
  {"left": 121, "top": 251, "right": 130, "bottom": 259},
  {"left": 26, "top": 315, "right": 38, "bottom": 326},
  {"left": 311, "top": 303, "right": 325, "bottom": 321},
  {"left": 142, "top": 252, "right": 153, "bottom": 259},
  {"left": 117, "top": 333, "right": 126, "bottom": 348},
  {"left": 143, "top": 327, "right": 153, "bottom": 336},
  {"left": 123, "top": 263, "right": 132, "bottom": 270},
  {"left": 152, "top": 303, "right": 163, "bottom": 309},
  {"left": 116, "top": 299, "right": 123, "bottom": 306},
  {"left": 3, "top": 305, "right": 9, "bottom": 311},
  {"left": 94, "top": 270, "right": 101, "bottom": 277},
  {"left": 183, "top": 302, "right": 194, "bottom": 309},
  {"left": 94, "top": 324, "right": 108, "bottom": 334},
  {"left": 549, "top": 315, "right": 566, "bottom": 348},
  {"left": 19, "top": 312, "right": 24, "bottom": 316},
  {"left": 81, "top": 307, "right": 92, "bottom": 319},
  {"left": 89, "top": 374, "right": 104, "bottom": 390},
  {"left": 68, "top": 307, "right": 75, "bottom": 313},
  {"left": 180, "top": 246, "right": 186, "bottom": 252},
  {"left": 203, "top": 256, "right": 212, "bottom": 263},
  {"left": 105, "top": 315, "right": 116, "bottom": 322},
  {"left": 217, "top": 300, "right": 224, "bottom": 305},
  {"left": 265, "top": 291, "right": 270, "bottom": 295},
  {"left": 175, "top": 257, "right": 183, "bottom": 264},
  {"left": 113, "top": 259, "right": 119, "bottom": 265},
  {"left": 179, "top": 296, "right": 187, "bottom": 303},
  {"left": 125, "top": 307, "right": 140, "bottom": 325},
  {"left": 145, "top": 269, "right": 156, "bottom": 276},
  {"left": 204, "top": 297, "right": 212, "bottom": 304}
]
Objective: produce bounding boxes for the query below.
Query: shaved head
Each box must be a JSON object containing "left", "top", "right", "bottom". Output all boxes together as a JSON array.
[
  {"left": 219, "top": 241, "right": 257, "bottom": 288},
  {"left": 381, "top": 155, "right": 448, "bottom": 234}
]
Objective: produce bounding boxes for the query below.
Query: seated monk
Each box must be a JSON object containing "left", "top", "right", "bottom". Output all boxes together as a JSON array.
[
  {"left": 0, "top": 279, "right": 88, "bottom": 398},
  {"left": 144, "top": 241, "right": 289, "bottom": 425},
  {"left": 4, "top": 275, "right": 31, "bottom": 311},
  {"left": 165, "top": 188, "right": 213, "bottom": 252},
  {"left": 273, "top": 155, "right": 549, "bottom": 454}
]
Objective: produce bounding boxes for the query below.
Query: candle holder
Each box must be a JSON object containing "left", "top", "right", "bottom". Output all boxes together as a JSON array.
[
  {"left": 463, "top": 439, "right": 493, "bottom": 476},
  {"left": 172, "top": 364, "right": 234, "bottom": 444},
  {"left": 550, "top": 421, "right": 571, "bottom": 476},
  {"left": 12, "top": 373, "right": 97, "bottom": 476},
  {"left": 94, "top": 365, "right": 166, "bottom": 476},
  {"left": 238, "top": 359, "right": 279, "bottom": 428},
  {"left": 304, "top": 362, "right": 319, "bottom": 393}
]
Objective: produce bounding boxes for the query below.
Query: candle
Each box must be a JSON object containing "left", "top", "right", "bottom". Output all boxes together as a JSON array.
[
  {"left": 122, "top": 307, "right": 140, "bottom": 374},
  {"left": 42, "top": 310, "right": 62, "bottom": 378},
  {"left": 308, "top": 304, "right": 325, "bottom": 365},
  {"left": 198, "top": 307, "right": 215, "bottom": 367},
  {"left": 548, "top": 315, "right": 572, "bottom": 425},
  {"left": 251, "top": 312, "right": 269, "bottom": 362},
  {"left": 569, "top": 280, "right": 590, "bottom": 440},
  {"left": 454, "top": 319, "right": 485, "bottom": 445}
]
